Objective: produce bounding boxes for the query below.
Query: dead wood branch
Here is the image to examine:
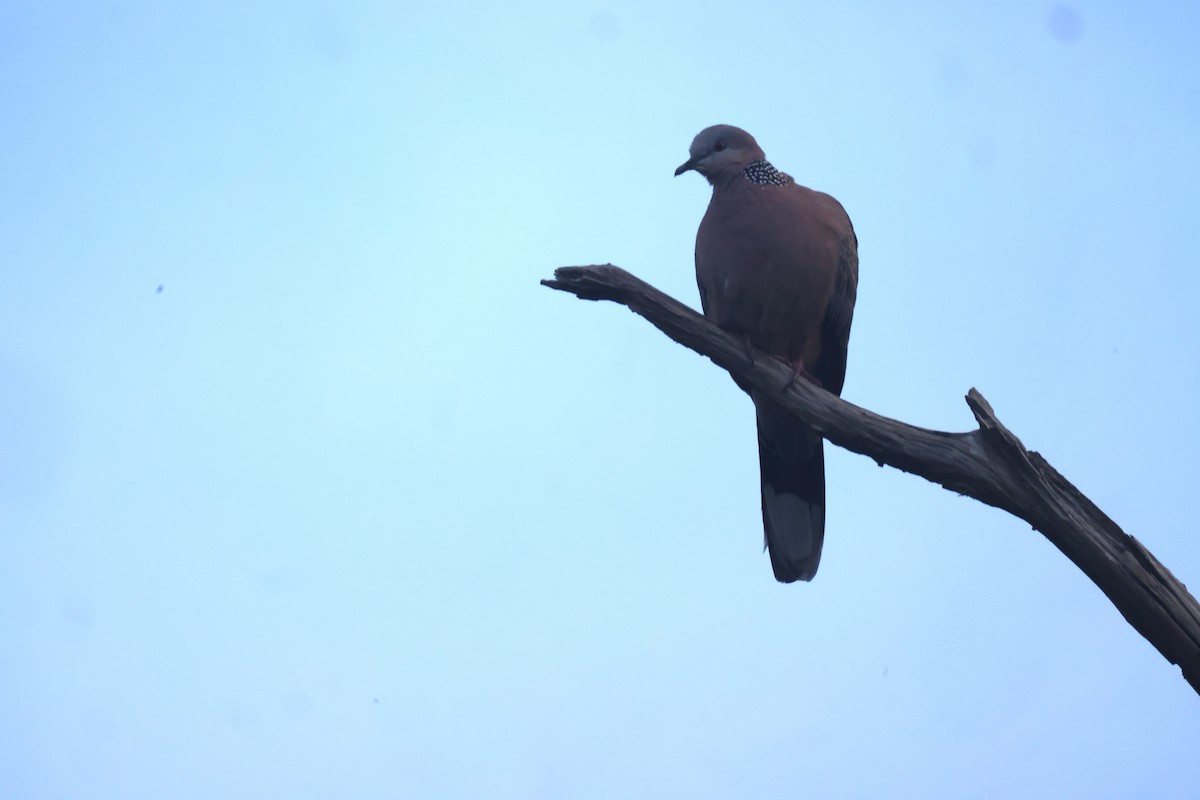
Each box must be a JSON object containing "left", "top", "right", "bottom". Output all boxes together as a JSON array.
[{"left": 542, "top": 263, "right": 1200, "bottom": 695}]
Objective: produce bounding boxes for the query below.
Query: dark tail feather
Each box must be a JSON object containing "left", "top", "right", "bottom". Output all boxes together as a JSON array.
[{"left": 755, "top": 398, "right": 826, "bottom": 582}]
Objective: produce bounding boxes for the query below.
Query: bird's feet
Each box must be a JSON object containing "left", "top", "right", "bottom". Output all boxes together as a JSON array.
[
  {"left": 741, "top": 334, "right": 756, "bottom": 365},
  {"left": 778, "top": 356, "right": 822, "bottom": 391}
]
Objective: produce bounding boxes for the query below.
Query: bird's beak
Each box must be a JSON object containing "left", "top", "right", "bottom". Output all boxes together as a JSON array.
[{"left": 674, "top": 158, "right": 698, "bottom": 177}]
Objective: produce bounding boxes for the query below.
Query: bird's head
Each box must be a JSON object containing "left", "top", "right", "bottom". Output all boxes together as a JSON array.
[{"left": 674, "top": 125, "right": 766, "bottom": 186}]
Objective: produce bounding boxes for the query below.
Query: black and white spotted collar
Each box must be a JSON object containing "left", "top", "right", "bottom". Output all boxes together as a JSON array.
[{"left": 742, "top": 159, "right": 794, "bottom": 186}]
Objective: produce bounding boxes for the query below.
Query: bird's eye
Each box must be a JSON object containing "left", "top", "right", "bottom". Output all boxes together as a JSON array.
[{"left": 715, "top": 140, "right": 727, "bottom": 152}]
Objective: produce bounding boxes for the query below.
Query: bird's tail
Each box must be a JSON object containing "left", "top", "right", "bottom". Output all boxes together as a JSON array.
[{"left": 754, "top": 398, "right": 825, "bottom": 582}]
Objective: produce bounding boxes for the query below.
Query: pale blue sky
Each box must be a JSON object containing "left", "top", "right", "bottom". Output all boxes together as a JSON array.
[{"left": 2, "top": 1, "right": 1199, "bottom": 798}]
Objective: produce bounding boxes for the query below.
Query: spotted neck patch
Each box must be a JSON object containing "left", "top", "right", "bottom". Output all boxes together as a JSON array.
[{"left": 742, "top": 159, "right": 794, "bottom": 186}]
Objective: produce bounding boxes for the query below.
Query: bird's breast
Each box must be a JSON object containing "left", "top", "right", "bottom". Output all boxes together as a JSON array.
[{"left": 695, "top": 186, "right": 842, "bottom": 365}]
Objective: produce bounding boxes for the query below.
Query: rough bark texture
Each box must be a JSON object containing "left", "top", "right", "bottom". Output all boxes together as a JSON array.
[{"left": 542, "top": 264, "right": 1200, "bottom": 695}]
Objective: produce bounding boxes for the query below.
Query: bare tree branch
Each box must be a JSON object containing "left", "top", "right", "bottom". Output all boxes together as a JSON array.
[{"left": 542, "top": 263, "right": 1200, "bottom": 695}]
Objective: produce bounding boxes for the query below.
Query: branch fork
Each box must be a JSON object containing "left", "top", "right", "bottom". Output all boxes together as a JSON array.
[{"left": 543, "top": 264, "right": 1200, "bottom": 695}]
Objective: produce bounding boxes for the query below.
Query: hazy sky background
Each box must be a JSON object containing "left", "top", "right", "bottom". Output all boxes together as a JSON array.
[{"left": 3, "top": 1, "right": 1199, "bottom": 797}]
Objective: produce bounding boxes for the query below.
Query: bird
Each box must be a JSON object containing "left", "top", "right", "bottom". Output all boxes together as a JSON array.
[{"left": 675, "top": 124, "right": 858, "bottom": 582}]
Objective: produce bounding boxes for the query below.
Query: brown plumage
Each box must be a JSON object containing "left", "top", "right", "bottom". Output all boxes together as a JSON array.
[{"left": 676, "top": 125, "right": 858, "bottom": 582}]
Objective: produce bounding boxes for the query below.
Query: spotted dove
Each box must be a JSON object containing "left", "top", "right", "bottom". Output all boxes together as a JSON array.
[{"left": 676, "top": 124, "right": 858, "bottom": 582}]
